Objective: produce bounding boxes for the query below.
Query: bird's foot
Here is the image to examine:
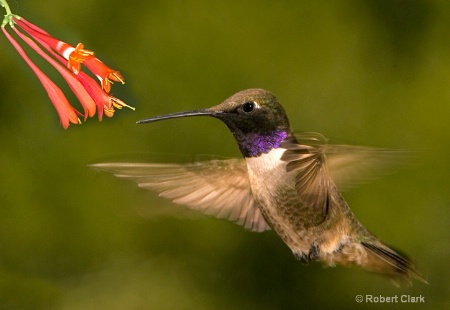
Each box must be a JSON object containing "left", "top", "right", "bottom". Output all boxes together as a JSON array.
[{"left": 294, "top": 243, "right": 321, "bottom": 264}]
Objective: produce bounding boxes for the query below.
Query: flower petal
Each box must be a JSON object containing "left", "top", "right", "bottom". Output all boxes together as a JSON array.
[
  {"left": 75, "top": 71, "right": 110, "bottom": 121},
  {"left": 14, "top": 17, "right": 61, "bottom": 53},
  {"left": 84, "top": 58, "right": 125, "bottom": 93},
  {"left": 67, "top": 43, "right": 95, "bottom": 74}
]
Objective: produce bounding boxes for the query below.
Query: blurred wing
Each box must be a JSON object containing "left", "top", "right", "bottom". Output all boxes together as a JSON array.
[
  {"left": 281, "top": 132, "right": 332, "bottom": 226},
  {"left": 325, "top": 145, "right": 411, "bottom": 190},
  {"left": 91, "top": 159, "right": 270, "bottom": 232},
  {"left": 290, "top": 132, "right": 411, "bottom": 190},
  {"left": 281, "top": 132, "right": 410, "bottom": 224}
]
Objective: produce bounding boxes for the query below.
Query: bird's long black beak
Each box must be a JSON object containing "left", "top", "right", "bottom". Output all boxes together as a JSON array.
[{"left": 136, "top": 109, "right": 222, "bottom": 124}]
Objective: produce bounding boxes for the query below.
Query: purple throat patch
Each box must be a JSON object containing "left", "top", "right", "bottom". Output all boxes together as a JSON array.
[{"left": 244, "top": 130, "right": 287, "bottom": 157}]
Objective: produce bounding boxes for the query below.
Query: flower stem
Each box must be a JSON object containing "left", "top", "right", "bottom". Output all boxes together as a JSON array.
[
  {"left": 1, "top": 0, "right": 19, "bottom": 27},
  {"left": 0, "top": 0, "right": 12, "bottom": 15}
]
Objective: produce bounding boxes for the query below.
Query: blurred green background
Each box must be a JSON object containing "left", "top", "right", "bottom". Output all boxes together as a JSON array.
[{"left": 0, "top": 0, "right": 449, "bottom": 308}]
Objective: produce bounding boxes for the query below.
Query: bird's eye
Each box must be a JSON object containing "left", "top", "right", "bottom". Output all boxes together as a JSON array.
[{"left": 242, "top": 101, "right": 256, "bottom": 113}]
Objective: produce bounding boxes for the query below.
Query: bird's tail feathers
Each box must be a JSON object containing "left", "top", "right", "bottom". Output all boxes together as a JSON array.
[{"left": 360, "top": 241, "right": 427, "bottom": 286}]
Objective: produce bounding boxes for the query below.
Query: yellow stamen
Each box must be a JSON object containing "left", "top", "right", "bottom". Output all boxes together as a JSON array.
[
  {"left": 111, "top": 96, "right": 135, "bottom": 111},
  {"left": 103, "top": 107, "right": 115, "bottom": 118},
  {"left": 110, "top": 72, "right": 125, "bottom": 84}
]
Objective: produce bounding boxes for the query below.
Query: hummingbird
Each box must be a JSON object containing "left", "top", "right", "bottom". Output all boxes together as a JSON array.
[{"left": 93, "top": 88, "right": 425, "bottom": 284}]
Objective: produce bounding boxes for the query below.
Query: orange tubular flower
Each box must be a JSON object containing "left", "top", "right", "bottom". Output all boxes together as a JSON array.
[
  {"left": 1, "top": 2, "right": 134, "bottom": 128},
  {"left": 2, "top": 27, "right": 80, "bottom": 128}
]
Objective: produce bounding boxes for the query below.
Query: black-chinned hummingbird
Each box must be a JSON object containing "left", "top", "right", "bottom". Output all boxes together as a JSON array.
[{"left": 93, "top": 88, "right": 426, "bottom": 284}]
